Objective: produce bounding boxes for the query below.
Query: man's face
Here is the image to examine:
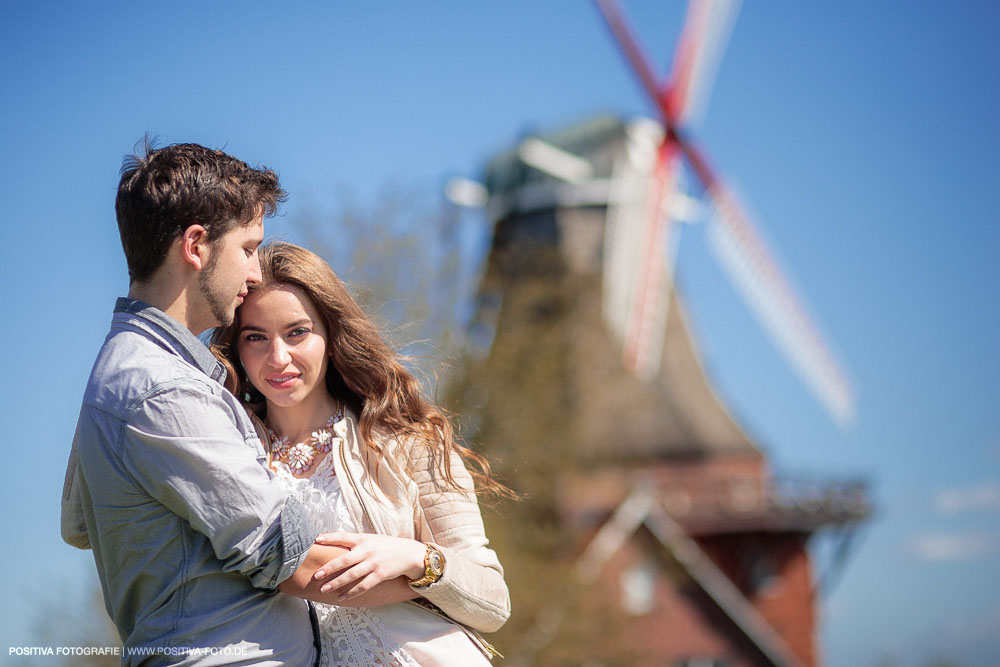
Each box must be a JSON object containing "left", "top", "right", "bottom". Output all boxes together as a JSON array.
[{"left": 196, "top": 216, "right": 264, "bottom": 331}]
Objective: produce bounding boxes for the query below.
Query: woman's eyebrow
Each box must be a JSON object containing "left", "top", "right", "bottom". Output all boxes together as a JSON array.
[{"left": 239, "top": 318, "right": 312, "bottom": 334}]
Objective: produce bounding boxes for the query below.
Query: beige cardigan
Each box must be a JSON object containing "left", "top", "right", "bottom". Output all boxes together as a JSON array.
[
  {"left": 329, "top": 409, "right": 510, "bottom": 633},
  {"left": 62, "top": 408, "right": 511, "bottom": 634}
]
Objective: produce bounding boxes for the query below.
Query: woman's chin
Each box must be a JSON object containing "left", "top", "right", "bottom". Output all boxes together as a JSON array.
[{"left": 262, "top": 393, "right": 305, "bottom": 410}]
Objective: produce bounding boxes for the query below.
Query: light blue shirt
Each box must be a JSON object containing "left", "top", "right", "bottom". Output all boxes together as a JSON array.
[{"left": 65, "top": 298, "right": 319, "bottom": 666}]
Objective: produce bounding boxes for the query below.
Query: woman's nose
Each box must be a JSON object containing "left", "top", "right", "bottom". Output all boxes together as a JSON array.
[{"left": 268, "top": 340, "right": 291, "bottom": 366}]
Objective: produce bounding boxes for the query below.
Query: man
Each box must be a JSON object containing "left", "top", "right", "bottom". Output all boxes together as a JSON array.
[{"left": 60, "top": 141, "right": 413, "bottom": 666}]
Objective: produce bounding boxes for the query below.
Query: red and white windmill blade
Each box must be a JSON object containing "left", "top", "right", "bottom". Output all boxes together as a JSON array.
[{"left": 596, "top": 0, "right": 855, "bottom": 428}]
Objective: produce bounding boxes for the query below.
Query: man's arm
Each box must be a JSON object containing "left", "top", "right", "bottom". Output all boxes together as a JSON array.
[
  {"left": 121, "top": 383, "right": 415, "bottom": 605},
  {"left": 60, "top": 435, "right": 91, "bottom": 549},
  {"left": 279, "top": 544, "right": 419, "bottom": 607},
  {"left": 122, "top": 383, "right": 315, "bottom": 589}
]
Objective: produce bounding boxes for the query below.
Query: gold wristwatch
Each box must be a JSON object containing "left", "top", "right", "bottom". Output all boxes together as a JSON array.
[{"left": 408, "top": 543, "right": 445, "bottom": 588}]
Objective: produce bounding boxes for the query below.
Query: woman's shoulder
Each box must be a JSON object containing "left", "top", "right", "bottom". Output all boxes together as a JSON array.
[{"left": 337, "top": 408, "right": 416, "bottom": 474}]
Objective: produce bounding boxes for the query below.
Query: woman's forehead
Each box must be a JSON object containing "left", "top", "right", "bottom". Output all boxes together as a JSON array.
[{"left": 242, "top": 284, "right": 321, "bottom": 323}]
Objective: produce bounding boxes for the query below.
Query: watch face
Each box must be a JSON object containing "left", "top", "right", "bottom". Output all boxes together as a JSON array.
[{"left": 428, "top": 548, "right": 444, "bottom": 574}]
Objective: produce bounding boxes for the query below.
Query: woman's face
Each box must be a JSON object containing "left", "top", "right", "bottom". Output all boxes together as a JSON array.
[{"left": 236, "top": 284, "right": 331, "bottom": 410}]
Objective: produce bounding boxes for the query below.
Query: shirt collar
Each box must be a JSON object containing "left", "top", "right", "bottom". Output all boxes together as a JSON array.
[{"left": 113, "top": 297, "right": 227, "bottom": 383}]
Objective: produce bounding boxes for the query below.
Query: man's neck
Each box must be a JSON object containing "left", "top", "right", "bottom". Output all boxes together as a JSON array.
[{"left": 128, "top": 279, "right": 207, "bottom": 335}]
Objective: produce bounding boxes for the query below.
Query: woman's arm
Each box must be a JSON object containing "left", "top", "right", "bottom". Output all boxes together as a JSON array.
[
  {"left": 406, "top": 446, "right": 511, "bottom": 633},
  {"left": 278, "top": 543, "right": 419, "bottom": 607},
  {"left": 303, "top": 446, "right": 510, "bottom": 631}
]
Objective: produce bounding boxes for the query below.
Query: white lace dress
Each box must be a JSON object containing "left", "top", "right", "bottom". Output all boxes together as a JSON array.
[{"left": 275, "top": 455, "right": 491, "bottom": 667}]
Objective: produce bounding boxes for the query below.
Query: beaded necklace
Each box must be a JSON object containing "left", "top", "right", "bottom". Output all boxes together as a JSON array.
[{"left": 267, "top": 402, "right": 345, "bottom": 476}]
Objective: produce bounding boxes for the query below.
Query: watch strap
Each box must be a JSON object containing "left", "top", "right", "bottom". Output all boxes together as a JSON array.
[{"left": 409, "top": 543, "right": 445, "bottom": 589}]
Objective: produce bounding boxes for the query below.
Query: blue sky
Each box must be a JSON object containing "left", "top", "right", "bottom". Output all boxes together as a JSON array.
[{"left": 2, "top": 2, "right": 998, "bottom": 665}]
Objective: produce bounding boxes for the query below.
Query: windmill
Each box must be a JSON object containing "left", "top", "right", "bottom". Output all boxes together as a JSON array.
[
  {"left": 596, "top": 0, "right": 855, "bottom": 427},
  {"left": 448, "top": 3, "right": 870, "bottom": 665}
]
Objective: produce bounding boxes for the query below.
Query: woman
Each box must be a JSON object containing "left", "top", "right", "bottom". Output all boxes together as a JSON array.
[{"left": 211, "top": 242, "right": 511, "bottom": 666}]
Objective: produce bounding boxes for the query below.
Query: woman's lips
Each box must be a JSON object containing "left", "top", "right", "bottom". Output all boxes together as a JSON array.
[{"left": 266, "top": 374, "right": 299, "bottom": 389}]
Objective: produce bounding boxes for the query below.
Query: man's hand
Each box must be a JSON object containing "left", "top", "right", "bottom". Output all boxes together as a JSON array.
[{"left": 312, "top": 533, "right": 427, "bottom": 601}]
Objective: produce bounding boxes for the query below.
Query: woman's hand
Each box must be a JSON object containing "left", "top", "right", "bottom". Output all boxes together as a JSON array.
[{"left": 312, "top": 532, "right": 427, "bottom": 601}]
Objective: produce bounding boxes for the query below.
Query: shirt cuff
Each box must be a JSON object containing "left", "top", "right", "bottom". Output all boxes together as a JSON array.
[{"left": 253, "top": 495, "right": 318, "bottom": 590}]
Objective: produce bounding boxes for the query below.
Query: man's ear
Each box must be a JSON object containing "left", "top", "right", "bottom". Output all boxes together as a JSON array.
[{"left": 179, "top": 224, "right": 211, "bottom": 270}]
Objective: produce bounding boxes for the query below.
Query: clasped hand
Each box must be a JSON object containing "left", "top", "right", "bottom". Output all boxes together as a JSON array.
[{"left": 312, "top": 533, "right": 427, "bottom": 601}]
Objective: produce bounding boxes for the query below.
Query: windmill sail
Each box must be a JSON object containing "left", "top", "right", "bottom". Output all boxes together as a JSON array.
[
  {"left": 604, "top": 120, "right": 682, "bottom": 381},
  {"left": 597, "top": 0, "right": 739, "bottom": 384},
  {"left": 667, "top": 0, "right": 742, "bottom": 126},
  {"left": 595, "top": 0, "right": 855, "bottom": 428},
  {"left": 706, "top": 184, "right": 855, "bottom": 426}
]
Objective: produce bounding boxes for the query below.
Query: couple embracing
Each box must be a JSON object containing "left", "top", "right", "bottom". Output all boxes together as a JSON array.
[{"left": 61, "top": 140, "right": 510, "bottom": 666}]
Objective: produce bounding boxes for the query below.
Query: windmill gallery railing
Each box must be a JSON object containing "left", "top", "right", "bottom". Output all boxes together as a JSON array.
[
  {"left": 559, "top": 466, "right": 872, "bottom": 536},
  {"left": 662, "top": 473, "right": 872, "bottom": 534}
]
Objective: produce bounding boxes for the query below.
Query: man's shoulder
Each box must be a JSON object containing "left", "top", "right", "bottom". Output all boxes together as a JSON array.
[{"left": 84, "top": 328, "right": 218, "bottom": 419}]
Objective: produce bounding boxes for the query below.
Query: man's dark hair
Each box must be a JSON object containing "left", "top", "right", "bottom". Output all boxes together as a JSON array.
[{"left": 116, "top": 137, "right": 287, "bottom": 283}]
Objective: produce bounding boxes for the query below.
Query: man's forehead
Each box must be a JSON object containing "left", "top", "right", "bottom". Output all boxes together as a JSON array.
[
  {"left": 248, "top": 219, "right": 265, "bottom": 242},
  {"left": 229, "top": 217, "right": 264, "bottom": 242}
]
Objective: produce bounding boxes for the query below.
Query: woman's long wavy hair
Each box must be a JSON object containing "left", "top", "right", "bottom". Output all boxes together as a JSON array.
[{"left": 211, "top": 242, "right": 510, "bottom": 498}]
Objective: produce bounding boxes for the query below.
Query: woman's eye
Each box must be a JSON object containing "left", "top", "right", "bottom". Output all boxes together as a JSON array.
[
  {"left": 289, "top": 327, "right": 311, "bottom": 337},
  {"left": 243, "top": 333, "right": 265, "bottom": 343}
]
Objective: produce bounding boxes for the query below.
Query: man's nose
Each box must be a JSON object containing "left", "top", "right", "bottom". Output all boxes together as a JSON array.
[{"left": 247, "top": 254, "right": 263, "bottom": 286}]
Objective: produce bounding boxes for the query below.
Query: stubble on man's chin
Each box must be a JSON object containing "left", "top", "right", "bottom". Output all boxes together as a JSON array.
[
  {"left": 203, "top": 290, "right": 236, "bottom": 329},
  {"left": 214, "top": 306, "right": 236, "bottom": 329},
  {"left": 197, "top": 261, "right": 236, "bottom": 329}
]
